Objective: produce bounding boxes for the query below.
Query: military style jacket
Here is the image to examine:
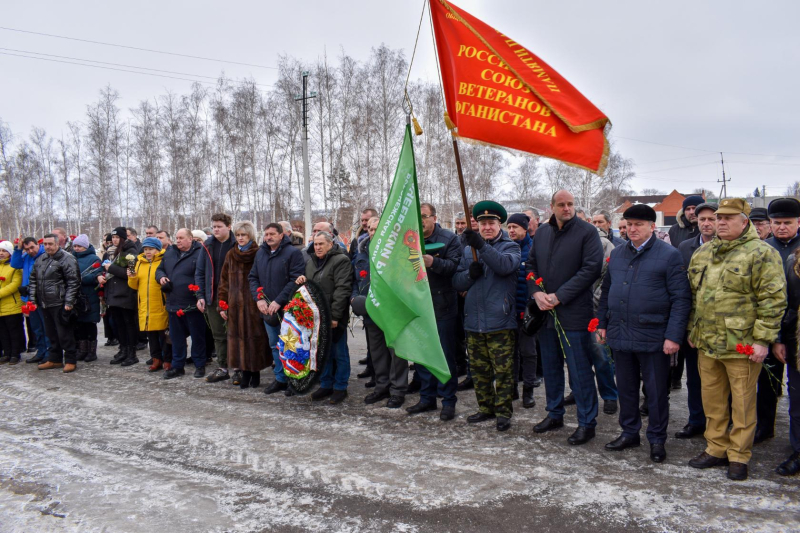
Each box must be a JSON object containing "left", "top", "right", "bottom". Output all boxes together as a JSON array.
[{"left": 688, "top": 223, "right": 786, "bottom": 359}]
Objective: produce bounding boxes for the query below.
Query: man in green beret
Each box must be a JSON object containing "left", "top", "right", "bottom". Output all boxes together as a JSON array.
[
  {"left": 453, "top": 201, "right": 520, "bottom": 432},
  {"left": 687, "top": 198, "right": 786, "bottom": 481}
]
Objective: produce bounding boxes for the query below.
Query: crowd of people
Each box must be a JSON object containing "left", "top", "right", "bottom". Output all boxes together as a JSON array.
[{"left": 1, "top": 192, "right": 798, "bottom": 482}]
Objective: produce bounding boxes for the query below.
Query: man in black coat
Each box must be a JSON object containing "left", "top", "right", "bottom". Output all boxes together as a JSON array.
[
  {"left": 598, "top": 205, "right": 691, "bottom": 463},
  {"left": 668, "top": 195, "right": 703, "bottom": 248},
  {"left": 405, "top": 203, "right": 462, "bottom": 421},
  {"left": 750, "top": 207, "right": 772, "bottom": 240},
  {"left": 674, "top": 202, "right": 717, "bottom": 439},
  {"left": 156, "top": 229, "right": 206, "bottom": 379},
  {"left": 527, "top": 190, "right": 604, "bottom": 445},
  {"left": 757, "top": 198, "right": 800, "bottom": 444}
]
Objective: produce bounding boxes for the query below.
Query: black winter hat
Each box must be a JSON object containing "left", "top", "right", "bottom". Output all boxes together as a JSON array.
[
  {"left": 506, "top": 213, "right": 530, "bottom": 230},
  {"left": 111, "top": 226, "right": 127, "bottom": 240},
  {"left": 768, "top": 198, "right": 800, "bottom": 219},
  {"left": 623, "top": 204, "right": 657, "bottom": 222},
  {"left": 748, "top": 207, "right": 769, "bottom": 221}
]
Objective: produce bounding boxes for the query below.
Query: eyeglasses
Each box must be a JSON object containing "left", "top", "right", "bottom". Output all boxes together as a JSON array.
[{"left": 420, "top": 214, "right": 434, "bottom": 219}]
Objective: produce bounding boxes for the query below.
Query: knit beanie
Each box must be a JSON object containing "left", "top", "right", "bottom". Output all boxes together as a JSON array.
[
  {"left": 111, "top": 226, "right": 127, "bottom": 240},
  {"left": 73, "top": 234, "right": 91, "bottom": 249},
  {"left": 682, "top": 195, "right": 704, "bottom": 210},
  {"left": 506, "top": 213, "right": 530, "bottom": 230}
]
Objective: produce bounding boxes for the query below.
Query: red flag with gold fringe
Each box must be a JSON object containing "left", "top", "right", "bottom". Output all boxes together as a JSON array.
[{"left": 430, "top": 0, "right": 610, "bottom": 173}]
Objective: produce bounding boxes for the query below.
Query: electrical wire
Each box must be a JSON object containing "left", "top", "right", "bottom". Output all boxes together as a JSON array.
[
  {"left": 0, "top": 26, "right": 278, "bottom": 70},
  {"left": 616, "top": 135, "right": 800, "bottom": 159}
]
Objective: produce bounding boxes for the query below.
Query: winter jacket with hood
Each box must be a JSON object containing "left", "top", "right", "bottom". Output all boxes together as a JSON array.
[
  {"left": 128, "top": 250, "right": 168, "bottom": 331},
  {"left": 28, "top": 248, "right": 80, "bottom": 309},
  {"left": 0, "top": 258, "right": 22, "bottom": 316},
  {"left": 10, "top": 244, "right": 45, "bottom": 302},
  {"left": 104, "top": 239, "right": 139, "bottom": 310},
  {"left": 668, "top": 208, "right": 699, "bottom": 248},
  {"left": 248, "top": 235, "right": 306, "bottom": 307},
  {"left": 72, "top": 245, "right": 101, "bottom": 323},
  {"left": 453, "top": 230, "right": 520, "bottom": 333},
  {"left": 304, "top": 243, "right": 353, "bottom": 329}
]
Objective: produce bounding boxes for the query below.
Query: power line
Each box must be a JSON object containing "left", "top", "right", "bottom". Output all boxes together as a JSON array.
[
  {"left": 616, "top": 135, "right": 800, "bottom": 159},
  {"left": 0, "top": 47, "right": 272, "bottom": 87},
  {"left": 0, "top": 26, "right": 278, "bottom": 70},
  {"left": 636, "top": 161, "right": 719, "bottom": 175},
  {"left": 636, "top": 153, "right": 716, "bottom": 166}
]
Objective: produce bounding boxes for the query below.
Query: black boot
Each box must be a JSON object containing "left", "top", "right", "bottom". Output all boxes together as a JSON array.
[
  {"left": 121, "top": 346, "right": 140, "bottom": 367},
  {"left": 84, "top": 340, "right": 98, "bottom": 362},
  {"left": 240, "top": 371, "right": 253, "bottom": 389},
  {"left": 76, "top": 340, "right": 88, "bottom": 362},
  {"left": 250, "top": 372, "right": 260, "bottom": 388},
  {"left": 522, "top": 386, "right": 535, "bottom": 409},
  {"left": 110, "top": 346, "right": 127, "bottom": 364}
]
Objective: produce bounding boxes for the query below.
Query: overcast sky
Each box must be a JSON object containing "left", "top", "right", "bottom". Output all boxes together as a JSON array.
[{"left": 2, "top": 0, "right": 799, "bottom": 198}]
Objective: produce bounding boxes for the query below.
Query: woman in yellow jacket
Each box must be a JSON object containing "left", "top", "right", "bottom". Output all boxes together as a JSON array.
[
  {"left": 0, "top": 241, "right": 24, "bottom": 365},
  {"left": 127, "top": 237, "right": 170, "bottom": 372}
]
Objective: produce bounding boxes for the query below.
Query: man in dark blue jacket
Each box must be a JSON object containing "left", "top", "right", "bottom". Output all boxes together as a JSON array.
[
  {"left": 506, "top": 213, "right": 537, "bottom": 409},
  {"left": 598, "top": 204, "right": 691, "bottom": 463},
  {"left": 249, "top": 223, "right": 306, "bottom": 394},
  {"left": 156, "top": 229, "right": 206, "bottom": 379},
  {"left": 406, "top": 203, "right": 462, "bottom": 420},
  {"left": 527, "top": 190, "right": 603, "bottom": 445},
  {"left": 454, "top": 201, "right": 520, "bottom": 432},
  {"left": 197, "top": 213, "right": 235, "bottom": 383}
]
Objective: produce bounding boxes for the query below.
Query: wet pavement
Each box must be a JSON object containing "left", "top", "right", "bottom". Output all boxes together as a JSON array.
[{"left": 0, "top": 329, "right": 797, "bottom": 532}]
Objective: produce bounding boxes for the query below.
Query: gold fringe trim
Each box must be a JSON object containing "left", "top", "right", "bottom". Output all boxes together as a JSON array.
[
  {"left": 443, "top": 111, "right": 456, "bottom": 131},
  {"left": 436, "top": 0, "right": 610, "bottom": 134}
]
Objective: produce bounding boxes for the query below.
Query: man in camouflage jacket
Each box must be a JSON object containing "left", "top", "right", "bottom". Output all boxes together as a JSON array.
[{"left": 686, "top": 198, "right": 786, "bottom": 481}]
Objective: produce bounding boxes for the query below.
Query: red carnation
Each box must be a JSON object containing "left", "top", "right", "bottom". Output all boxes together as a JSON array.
[
  {"left": 219, "top": 300, "right": 229, "bottom": 311},
  {"left": 606, "top": 257, "right": 610, "bottom": 263},
  {"left": 37, "top": 239, "right": 43, "bottom": 244},
  {"left": 69, "top": 235, "right": 77, "bottom": 240},
  {"left": 360, "top": 270, "right": 367, "bottom": 278},
  {"left": 744, "top": 345, "right": 755, "bottom": 356},
  {"left": 526, "top": 272, "right": 535, "bottom": 281},
  {"left": 188, "top": 284, "right": 200, "bottom": 292},
  {"left": 176, "top": 309, "right": 185, "bottom": 317},
  {"left": 98, "top": 291, "right": 105, "bottom": 298},
  {"left": 13, "top": 238, "right": 19, "bottom": 244},
  {"left": 588, "top": 318, "right": 600, "bottom": 333},
  {"left": 735, "top": 343, "right": 744, "bottom": 354},
  {"left": 27, "top": 303, "right": 36, "bottom": 312},
  {"left": 0, "top": 276, "right": 5, "bottom": 282},
  {"left": 92, "top": 262, "right": 101, "bottom": 268},
  {"left": 535, "top": 277, "right": 543, "bottom": 285}
]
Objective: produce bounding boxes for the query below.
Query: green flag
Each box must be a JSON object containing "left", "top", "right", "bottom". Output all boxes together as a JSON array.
[{"left": 367, "top": 125, "right": 451, "bottom": 383}]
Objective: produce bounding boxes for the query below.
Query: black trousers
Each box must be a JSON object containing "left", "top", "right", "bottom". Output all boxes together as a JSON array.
[
  {"left": 108, "top": 307, "right": 137, "bottom": 347},
  {"left": 756, "top": 352, "right": 785, "bottom": 435},
  {"left": 455, "top": 293, "right": 467, "bottom": 371},
  {"left": 103, "top": 313, "right": 117, "bottom": 342},
  {"left": 0, "top": 313, "right": 25, "bottom": 359},
  {"left": 25, "top": 315, "right": 36, "bottom": 349},
  {"left": 615, "top": 350, "right": 671, "bottom": 444},
  {"left": 146, "top": 330, "right": 170, "bottom": 362},
  {"left": 75, "top": 321, "right": 98, "bottom": 342},
  {"left": 41, "top": 306, "right": 77, "bottom": 364}
]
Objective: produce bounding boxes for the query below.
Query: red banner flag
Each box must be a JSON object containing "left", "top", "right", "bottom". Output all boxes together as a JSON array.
[{"left": 430, "top": 0, "right": 610, "bottom": 172}]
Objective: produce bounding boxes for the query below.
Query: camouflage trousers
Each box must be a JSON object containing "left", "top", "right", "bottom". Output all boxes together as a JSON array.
[{"left": 467, "top": 330, "right": 515, "bottom": 419}]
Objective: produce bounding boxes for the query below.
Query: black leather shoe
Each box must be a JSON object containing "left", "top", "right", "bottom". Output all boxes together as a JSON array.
[
  {"left": 105, "top": 339, "right": 119, "bottom": 347},
  {"left": 568, "top": 426, "right": 595, "bottom": 445},
  {"left": 522, "top": 386, "right": 535, "bottom": 409},
  {"left": 163, "top": 368, "right": 185, "bottom": 380},
  {"left": 206, "top": 368, "right": 230, "bottom": 383},
  {"left": 136, "top": 342, "right": 148, "bottom": 351},
  {"left": 753, "top": 428, "right": 774, "bottom": 444},
  {"left": 603, "top": 399, "right": 618, "bottom": 415},
  {"left": 533, "top": 416, "right": 563, "bottom": 433},
  {"left": 605, "top": 434, "right": 641, "bottom": 451},
  {"left": 364, "top": 390, "right": 390, "bottom": 405},
  {"left": 457, "top": 377, "right": 474, "bottom": 391},
  {"left": 650, "top": 443, "right": 667, "bottom": 463},
  {"left": 386, "top": 395, "right": 404, "bottom": 409},
  {"left": 120, "top": 355, "right": 139, "bottom": 367},
  {"left": 406, "top": 401, "right": 437, "bottom": 414},
  {"left": 496, "top": 417, "right": 511, "bottom": 432},
  {"left": 25, "top": 354, "right": 45, "bottom": 364},
  {"left": 688, "top": 451, "right": 729, "bottom": 469},
  {"left": 727, "top": 462, "right": 748, "bottom": 481},
  {"left": 467, "top": 412, "right": 496, "bottom": 424},
  {"left": 364, "top": 379, "right": 376, "bottom": 388},
  {"left": 193, "top": 366, "right": 205, "bottom": 378},
  {"left": 407, "top": 380, "right": 421, "bottom": 394},
  {"left": 311, "top": 387, "right": 333, "bottom": 401},
  {"left": 356, "top": 370, "right": 372, "bottom": 379},
  {"left": 263, "top": 380, "right": 288, "bottom": 395},
  {"left": 776, "top": 451, "right": 800, "bottom": 476},
  {"left": 675, "top": 424, "right": 704, "bottom": 439},
  {"left": 440, "top": 405, "right": 455, "bottom": 421},
  {"left": 563, "top": 392, "right": 576, "bottom": 406},
  {"left": 329, "top": 390, "right": 348, "bottom": 404},
  {"left": 358, "top": 357, "right": 368, "bottom": 365}
]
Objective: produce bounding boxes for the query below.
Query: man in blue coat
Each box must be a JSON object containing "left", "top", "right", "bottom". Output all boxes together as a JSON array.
[
  {"left": 453, "top": 201, "right": 520, "bottom": 432},
  {"left": 597, "top": 204, "right": 691, "bottom": 463},
  {"left": 12, "top": 237, "right": 49, "bottom": 363},
  {"left": 527, "top": 190, "right": 604, "bottom": 445}
]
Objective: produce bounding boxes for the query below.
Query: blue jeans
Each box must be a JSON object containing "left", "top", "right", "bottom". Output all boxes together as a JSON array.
[
  {"left": 419, "top": 317, "right": 458, "bottom": 407},
  {"left": 591, "top": 340, "right": 618, "bottom": 400},
  {"left": 319, "top": 331, "right": 350, "bottom": 390},
  {"left": 29, "top": 308, "right": 49, "bottom": 356},
  {"left": 264, "top": 322, "right": 286, "bottom": 383},
  {"left": 168, "top": 310, "right": 207, "bottom": 370},
  {"left": 539, "top": 328, "right": 598, "bottom": 428}
]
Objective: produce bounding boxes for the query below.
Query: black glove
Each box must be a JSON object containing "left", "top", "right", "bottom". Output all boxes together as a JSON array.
[
  {"left": 468, "top": 261, "right": 484, "bottom": 280},
  {"left": 18, "top": 286, "right": 29, "bottom": 297},
  {"left": 461, "top": 229, "right": 485, "bottom": 250}
]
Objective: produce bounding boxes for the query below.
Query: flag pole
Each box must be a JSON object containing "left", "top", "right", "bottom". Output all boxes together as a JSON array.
[{"left": 450, "top": 135, "right": 478, "bottom": 262}]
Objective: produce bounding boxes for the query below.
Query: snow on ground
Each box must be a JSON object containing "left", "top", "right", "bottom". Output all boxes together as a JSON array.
[{"left": 0, "top": 330, "right": 797, "bottom": 533}]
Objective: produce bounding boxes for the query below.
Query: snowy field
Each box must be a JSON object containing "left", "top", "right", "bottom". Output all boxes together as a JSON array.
[{"left": 0, "top": 329, "right": 797, "bottom": 533}]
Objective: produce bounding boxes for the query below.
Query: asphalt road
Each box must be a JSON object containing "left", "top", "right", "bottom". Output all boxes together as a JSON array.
[{"left": 0, "top": 329, "right": 797, "bottom": 533}]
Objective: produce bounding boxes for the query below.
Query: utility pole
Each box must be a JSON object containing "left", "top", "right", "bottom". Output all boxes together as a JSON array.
[
  {"left": 295, "top": 71, "right": 317, "bottom": 243},
  {"left": 717, "top": 152, "right": 729, "bottom": 198}
]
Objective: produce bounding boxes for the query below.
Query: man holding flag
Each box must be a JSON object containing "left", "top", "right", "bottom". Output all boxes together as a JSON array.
[{"left": 453, "top": 202, "right": 520, "bottom": 432}]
